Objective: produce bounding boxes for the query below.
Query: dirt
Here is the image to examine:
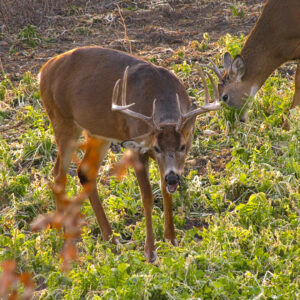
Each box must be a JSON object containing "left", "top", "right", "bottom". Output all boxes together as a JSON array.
[
  {"left": 187, "top": 148, "right": 232, "bottom": 175},
  {"left": 0, "top": 0, "right": 263, "bottom": 176},
  {"left": 184, "top": 216, "right": 208, "bottom": 231},
  {"left": 0, "top": 0, "right": 264, "bottom": 78}
]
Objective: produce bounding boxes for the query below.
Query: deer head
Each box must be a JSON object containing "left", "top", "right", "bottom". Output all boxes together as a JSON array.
[
  {"left": 201, "top": 53, "right": 258, "bottom": 122},
  {"left": 112, "top": 66, "right": 220, "bottom": 193}
]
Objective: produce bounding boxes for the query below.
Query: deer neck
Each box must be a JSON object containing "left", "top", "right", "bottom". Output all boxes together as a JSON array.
[
  {"left": 240, "top": 45, "right": 282, "bottom": 92},
  {"left": 240, "top": 0, "right": 292, "bottom": 91},
  {"left": 241, "top": 32, "right": 284, "bottom": 92}
]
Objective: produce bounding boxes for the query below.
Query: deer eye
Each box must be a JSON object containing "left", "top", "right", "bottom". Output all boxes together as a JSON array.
[
  {"left": 154, "top": 146, "right": 161, "bottom": 154},
  {"left": 222, "top": 94, "right": 229, "bottom": 102},
  {"left": 179, "top": 144, "right": 186, "bottom": 152}
]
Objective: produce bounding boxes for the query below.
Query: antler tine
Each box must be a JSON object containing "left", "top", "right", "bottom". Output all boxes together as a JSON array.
[
  {"left": 176, "top": 66, "right": 221, "bottom": 129},
  {"left": 203, "top": 70, "right": 219, "bottom": 100},
  {"left": 112, "top": 78, "right": 135, "bottom": 110},
  {"left": 197, "top": 65, "right": 210, "bottom": 105},
  {"left": 180, "top": 101, "right": 221, "bottom": 123},
  {"left": 208, "top": 58, "right": 223, "bottom": 79},
  {"left": 199, "top": 58, "right": 223, "bottom": 81},
  {"left": 175, "top": 93, "right": 183, "bottom": 131},
  {"left": 112, "top": 78, "right": 121, "bottom": 106},
  {"left": 112, "top": 66, "right": 158, "bottom": 130},
  {"left": 151, "top": 98, "right": 160, "bottom": 130},
  {"left": 121, "top": 66, "right": 129, "bottom": 106}
]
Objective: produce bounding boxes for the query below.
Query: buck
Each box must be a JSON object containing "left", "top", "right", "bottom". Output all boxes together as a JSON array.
[
  {"left": 39, "top": 46, "right": 220, "bottom": 262},
  {"left": 205, "top": 0, "right": 300, "bottom": 121}
]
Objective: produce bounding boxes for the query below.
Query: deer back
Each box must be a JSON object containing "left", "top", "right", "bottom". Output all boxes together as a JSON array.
[{"left": 40, "top": 46, "right": 192, "bottom": 141}]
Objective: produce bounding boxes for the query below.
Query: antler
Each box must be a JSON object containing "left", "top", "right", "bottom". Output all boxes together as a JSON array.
[
  {"left": 113, "top": 65, "right": 220, "bottom": 132},
  {"left": 176, "top": 64, "right": 221, "bottom": 130},
  {"left": 199, "top": 58, "right": 223, "bottom": 80},
  {"left": 112, "top": 66, "right": 160, "bottom": 130}
]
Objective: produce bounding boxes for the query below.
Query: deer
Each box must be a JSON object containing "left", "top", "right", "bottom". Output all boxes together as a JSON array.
[
  {"left": 39, "top": 46, "right": 220, "bottom": 262},
  {"left": 203, "top": 0, "right": 300, "bottom": 122}
]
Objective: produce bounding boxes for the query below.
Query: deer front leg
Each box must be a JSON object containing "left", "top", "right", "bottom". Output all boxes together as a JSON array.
[
  {"left": 160, "top": 177, "right": 178, "bottom": 247},
  {"left": 132, "top": 152, "right": 156, "bottom": 263}
]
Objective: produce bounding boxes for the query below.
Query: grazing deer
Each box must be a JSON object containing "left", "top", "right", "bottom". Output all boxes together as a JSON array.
[
  {"left": 204, "top": 0, "right": 300, "bottom": 122},
  {"left": 39, "top": 46, "right": 220, "bottom": 262}
]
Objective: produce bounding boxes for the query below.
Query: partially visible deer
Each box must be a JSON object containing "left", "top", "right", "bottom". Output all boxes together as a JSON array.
[
  {"left": 204, "top": 0, "right": 300, "bottom": 122},
  {"left": 39, "top": 46, "right": 220, "bottom": 262}
]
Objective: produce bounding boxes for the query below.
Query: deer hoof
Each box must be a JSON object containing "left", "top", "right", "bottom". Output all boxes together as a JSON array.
[
  {"left": 171, "top": 239, "right": 179, "bottom": 246},
  {"left": 113, "top": 237, "right": 120, "bottom": 245},
  {"left": 144, "top": 250, "right": 158, "bottom": 263},
  {"left": 110, "top": 236, "right": 120, "bottom": 250},
  {"left": 282, "top": 118, "right": 290, "bottom": 130}
]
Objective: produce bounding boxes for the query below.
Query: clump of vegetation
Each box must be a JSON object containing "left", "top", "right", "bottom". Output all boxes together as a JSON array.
[
  {"left": 218, "top": 33, "right": 245, "bottom": 57},
  {"left": 0, "top": 30, "right": 299, "bottom": 300},
  {"left": 17, "top": 25, "right": 42, "bottom": 48},
  {"left": 230, "top": 3, "right": 246, "bottom": 18}
]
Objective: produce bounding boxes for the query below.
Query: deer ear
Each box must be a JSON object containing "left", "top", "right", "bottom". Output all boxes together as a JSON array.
[
  {"left": 180, "top": 117, "right": 195, "bottom": 139},
  {"left": 121, "top": 140, "right": 149, "bottom": 153},
  {"left": 223, "top": 52, "right": 233, "bottom": 72},
  {"left": 230, "top": 55, "right": 245, "bottom": 81}
]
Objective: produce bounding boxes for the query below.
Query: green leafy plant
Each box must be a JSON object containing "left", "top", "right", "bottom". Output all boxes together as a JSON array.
[
  {"left": 0, "top": 30, "right": 299, "bottom": 299},
  {"left": 230, "top": 5, "right": 245, "bottom": 18},
  {"left": 17, "top": 25, "right": 42, "bottom": 48}
]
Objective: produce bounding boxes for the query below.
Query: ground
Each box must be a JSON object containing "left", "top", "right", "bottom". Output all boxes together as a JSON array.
[
  {"left": 1, "top": 0, "right": 263, "bottom": 75},
  {"left": 0, "top": 1, "right": 299, "bottom": 299},
  {"left": 0, "top": 0, "right": 263, "bottom": 177}
]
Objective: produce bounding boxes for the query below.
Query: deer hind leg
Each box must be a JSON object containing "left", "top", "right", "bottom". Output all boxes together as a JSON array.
[
  {"left": 132, "top": 152, "right": 156, "bottom": 263},
  {"left": 283, "top": 61, "right": 300, "bottom": 129},
  {"left": 77, "top": 138, "right": 117, "bottom": 243},
  {"left": 51, "top": 118, "right": 81, "bottom": 212},
  {"left": 291, "top": 60, "right": 300, "bottom": 109},
  {"left": 160, "top": 177, "right": 178, "bottom": 247}
]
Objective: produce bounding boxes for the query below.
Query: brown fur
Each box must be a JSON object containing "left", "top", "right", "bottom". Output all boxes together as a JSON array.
[
  {"left": 219, "top": 0, "right": 300, "bottom": 111},
  {"left": 39, "top": 46, "right": 196, "bottom": 262}
]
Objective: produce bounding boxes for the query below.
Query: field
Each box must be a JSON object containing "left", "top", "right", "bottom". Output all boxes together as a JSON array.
[{"left": 0, "top": 0, "right": 299, "bottom": 299}]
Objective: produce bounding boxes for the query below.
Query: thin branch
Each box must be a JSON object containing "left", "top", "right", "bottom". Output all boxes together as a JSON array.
[{"left": 116, "top": 4, "right": 132, "bottom": 54}]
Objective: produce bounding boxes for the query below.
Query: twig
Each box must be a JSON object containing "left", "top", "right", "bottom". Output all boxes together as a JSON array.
[
  {"left": 0, "top": 57, "right": 4, "bottom": 74},
  {"left": 116, "top": 4, "right": 132, "bottom": 54}
]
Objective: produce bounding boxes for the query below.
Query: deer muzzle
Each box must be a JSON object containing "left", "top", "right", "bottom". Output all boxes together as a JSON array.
[{"left": 165, "top": 171, "right": 180, "bottom": 193}]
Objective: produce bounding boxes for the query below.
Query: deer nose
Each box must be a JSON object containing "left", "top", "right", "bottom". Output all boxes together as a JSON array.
[{"left": 165, "top": 171, "right": 180, "bottom": 185}]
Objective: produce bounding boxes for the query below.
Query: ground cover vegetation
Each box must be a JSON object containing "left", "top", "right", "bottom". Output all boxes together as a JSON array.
[{"left": 0, "top": 1, "right": 299, "bottom": 299}]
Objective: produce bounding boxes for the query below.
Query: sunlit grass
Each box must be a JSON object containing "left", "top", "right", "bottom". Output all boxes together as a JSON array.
[{"left": 0, "top": 33, "right": 299, "bottom": 299}]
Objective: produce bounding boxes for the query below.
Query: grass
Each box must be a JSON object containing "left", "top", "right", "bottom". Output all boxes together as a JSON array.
[{"left": 0, "top": 34, "right": 299, "bottom": 299}]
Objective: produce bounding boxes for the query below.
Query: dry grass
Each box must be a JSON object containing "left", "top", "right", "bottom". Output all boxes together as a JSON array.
[{"left": 0, "top": 0, "right": 87, "bottom": 32}]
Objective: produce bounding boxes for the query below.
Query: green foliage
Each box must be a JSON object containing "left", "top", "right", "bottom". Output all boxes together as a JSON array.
[
  {"left": 0, "top": 80, "right": 6, "bottom": 101},
  {"left": 1, "top": 34, "right": 299, "bottom": 299},
  {"left": 219, "top": 33, "right": 245, "bottom": 57},
  {"left": 230, "top": 4, "right": 246, "bottom": 18},
  {"left": 235, "top": 193, "right": 272, "bottom": 229},
  {"left": 172, "top": 60, "right": 192, "bottom": 77},
  {"left": 17, "top": 25, "right": 42, "bottom": 48},
  {"left": 200, "top": 32, "right": 211, "bottom": 52}
]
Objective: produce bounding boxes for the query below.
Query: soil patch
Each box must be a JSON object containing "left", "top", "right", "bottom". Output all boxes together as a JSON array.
[{"left": 0, "top": 0, "right": 263, "bottom": 77}]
